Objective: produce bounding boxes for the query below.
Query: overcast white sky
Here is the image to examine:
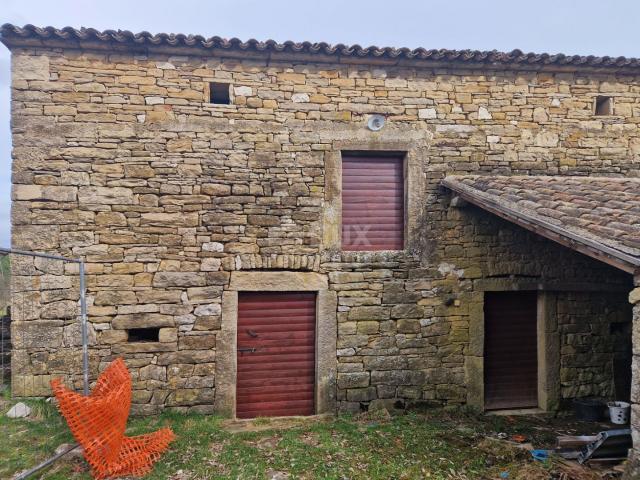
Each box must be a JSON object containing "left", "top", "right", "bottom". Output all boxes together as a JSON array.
[{"left": 1, "top": 0, "right": 639, "bottom": 247}]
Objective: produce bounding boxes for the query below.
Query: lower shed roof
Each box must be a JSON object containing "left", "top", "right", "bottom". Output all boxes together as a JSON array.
[{"left": 442, "top": 175, "right": 640, "bottom": 275}]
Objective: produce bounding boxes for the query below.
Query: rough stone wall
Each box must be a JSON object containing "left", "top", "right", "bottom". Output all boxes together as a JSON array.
[
  {"left": 557, "top": 291, "right": 632, "bottom": 400},
  {"left": 332, "top": 204, "right": 631, "bottom": 412},
  {"left": 626, "top": 285, "right": 640, "bottom": 480},
  {"left": 8, "top": 46, "right": 640, "bottom": 413}
]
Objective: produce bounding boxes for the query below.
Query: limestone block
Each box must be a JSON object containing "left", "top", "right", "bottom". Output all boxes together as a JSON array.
[
  {"left": 329, "top": 272, "right": 364, "bottom": 283},
  {"left": 112, "top": 313, "right": 174, "bottom": 329},
  {"left": 371, "top": 370, "right": 425, "bottom": 386},
  {"left": 200, "top": 258, "right": 221, "bottom": 272},
  {"left": 201, "top": 184, "right": 231, "bottom": 196},
  {"left": 202, "top": 242, "right": 224, "bottom": 252},
  {"left": 418, "top": 108, "right": 437, "bottom": 119},
  {"left": 347, "top": 387, "right": 376, "bottom": 402},
  {"left": 78, "top": 187, "right": 135, "bottom": 205},
  {"left": 13, "top": 321, "right": 63, "bottom": 349},
  {"left": 136, "top": 290, "right": 182, "bottom": 304},
  {"left": 159, "top": 328, "right": 178, "bottom": 343},
  {"left": 141, "top": 212, "right": 199, "bottom": 227},
  {"left": 99, "top": 330, "right": 128, "bottom": 344},
  {"left": 153, "top": 272, "right": 206, "bottom": 288},
  {"left": 178, "top": 334, "right": 216, "bottom": 350},
  {"left": 167, "top": 138, "right": 193, "bottom": 152},
  {"left": 14, "top": 185, "right": 77, "bottom": 201},
  {"left": 356, "top": 321, "right": 379, "bottom": 335},
  {"left": 337, "top": 372, "right": 370, "bottom": 389},
  {"left": 194, "top": 304, "right": 222, "bottom": 316},
  {"left": 186, "top": 286, "right": 222, "bottom": 303},
  {"left": 13, "top": 55, "right": 49, "bottom": 81},
  {"left": 348, "top": 306, "right": 390, "bottom": 321},
  {"left": 201, "top": 212, "right": 247, "bottom": 225}
]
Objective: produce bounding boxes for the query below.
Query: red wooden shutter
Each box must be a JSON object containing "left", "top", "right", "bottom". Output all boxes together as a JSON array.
[
  {"left": 236, "top": 292, "right": 316, "bottom": 418},
  {"left": 342, "top": 155, "right": 404, "bottom": 251}
]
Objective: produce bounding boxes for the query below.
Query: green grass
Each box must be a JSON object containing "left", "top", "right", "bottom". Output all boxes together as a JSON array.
[{"left": 1, "top": 400, "right": 554, "bottom": 480}]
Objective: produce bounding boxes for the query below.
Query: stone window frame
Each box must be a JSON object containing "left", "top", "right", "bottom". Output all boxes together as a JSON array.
[
  {"left": 322, "top": 137, "right": 428, "bottom": 253},
  {"left": 203, "top": 80, "right": 235, "bottom": 106},
  {"left": 214, "top": 271, "right": 337, "bottom": 417}
]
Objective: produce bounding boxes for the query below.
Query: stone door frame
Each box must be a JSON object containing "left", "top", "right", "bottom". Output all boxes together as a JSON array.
[
  {"left": 214, "top": 271, "right": 337, "bottom": 418},
  {"left": 466, "top": 281, "right": 561, "bottom": 412}
]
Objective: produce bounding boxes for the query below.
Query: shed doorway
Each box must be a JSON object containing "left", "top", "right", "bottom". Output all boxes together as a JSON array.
[
  {"left": 236, "top": 292, "right": 316, "bottom": 418},
  {"left": 484, "top": 291, "right": 538, "bottom": 410}
]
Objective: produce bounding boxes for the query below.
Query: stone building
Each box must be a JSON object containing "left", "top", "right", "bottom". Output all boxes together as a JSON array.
[{"left": 2, "top": 24, "right": 640, "bottom": 472}]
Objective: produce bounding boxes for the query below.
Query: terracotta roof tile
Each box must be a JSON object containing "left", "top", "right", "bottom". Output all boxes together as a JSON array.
[
  {"left": 442, "top": 175, "right": 640, "bottom": 273},
  {"left": 1, "top": 24, "right": 639, "bottom": 71}
]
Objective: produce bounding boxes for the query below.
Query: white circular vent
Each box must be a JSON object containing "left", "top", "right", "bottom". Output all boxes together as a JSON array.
[{"left": 367, "top": 114, "right": 385, "bottom": 131}]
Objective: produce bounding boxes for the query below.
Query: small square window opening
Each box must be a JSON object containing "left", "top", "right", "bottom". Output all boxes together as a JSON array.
[
  {"left": 209, "top": 82, "right": 231, "bottom": 104},
  {"left": 594, "top": 96, "right": 613, "bottom": 116},
  {"left": 127, "top": 327, "right": 160, "bottom": 342}
]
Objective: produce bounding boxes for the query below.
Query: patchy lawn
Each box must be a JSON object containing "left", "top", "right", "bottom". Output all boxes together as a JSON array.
[{"left": 0, "top": 395, "right": 611, "bottom": 480}]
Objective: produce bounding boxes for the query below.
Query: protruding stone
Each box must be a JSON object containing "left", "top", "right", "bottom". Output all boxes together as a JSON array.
[{"left": 6, "top": 402, "right": 31, "bottom": 418}]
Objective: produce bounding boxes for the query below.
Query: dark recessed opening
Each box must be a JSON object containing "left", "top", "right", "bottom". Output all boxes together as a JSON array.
[
  {"left": 610, "top": 321, "right": 630, "bottom": 335},
  {"left": 594, "top": 96, "right": 613, "bottom": 116},
  {"left": 127, "top": 327, "right": 160, "bottom": 342},
  {"left": 209, "top": 82, "right": 231, "bottom": 104}
]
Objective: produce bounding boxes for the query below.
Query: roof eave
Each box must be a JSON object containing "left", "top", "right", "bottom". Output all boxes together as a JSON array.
[
  {"left": 3, "top": 24, "right": 640, "bottom": 74},
  {"left": 442, "top": 177, "right": 640, "bottom": 275}
]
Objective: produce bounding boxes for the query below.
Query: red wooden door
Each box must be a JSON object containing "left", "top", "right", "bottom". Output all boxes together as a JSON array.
[
  {"left": 236, "top": 292, "right": 316, "bottom": 418},
  {"left": 484, "top": 291, "right": 538, "bottom": 410},
  {"left": 342, "top": 155, "right": 404, "bottom": 251}
]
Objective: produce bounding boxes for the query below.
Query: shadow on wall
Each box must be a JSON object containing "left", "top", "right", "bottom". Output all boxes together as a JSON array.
[{"left": 0, "top": 255, "right": 10, "bottom": 389}]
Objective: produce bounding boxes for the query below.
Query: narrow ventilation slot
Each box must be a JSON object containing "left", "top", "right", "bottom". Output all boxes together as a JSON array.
[{"left": 127, "top": 327, "right": 160, "bottom": 342}]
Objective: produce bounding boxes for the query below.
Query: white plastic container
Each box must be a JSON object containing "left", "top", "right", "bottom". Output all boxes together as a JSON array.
[{"left": 608, "top": 401, "right": 630, "bottom": 424}]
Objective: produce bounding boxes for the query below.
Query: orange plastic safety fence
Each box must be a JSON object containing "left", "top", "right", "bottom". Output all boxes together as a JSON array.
[{"left": 51, "top": 358, "right": 175, "bottom": 479}]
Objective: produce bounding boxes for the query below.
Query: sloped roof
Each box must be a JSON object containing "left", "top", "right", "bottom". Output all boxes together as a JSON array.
[
  {"left": 442, "top": 175, "right": 640, "bottom": 274},
  {"left": 1, "top": 24, "right": 640, "bottom": 72}
]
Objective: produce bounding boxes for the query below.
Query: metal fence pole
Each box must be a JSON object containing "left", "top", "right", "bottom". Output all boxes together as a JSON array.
[{"left": 0, "top": 247, "right": 89, "bottom": 393}]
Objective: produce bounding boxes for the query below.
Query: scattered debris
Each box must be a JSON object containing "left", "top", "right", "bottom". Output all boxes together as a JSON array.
[
  {"left": 6, "top": 402, "right": 31, "bottom": 418},
  {"left": 511, "top": 434, "right": 527, "bottom": 443},
  {"left": 577, "top": 428, "right": 631, "bottom": 464},
  {"left": 556, "top": 434, "right": 598, "bottom": 459},
  {"left": 530, "top": 449, "right": 549, "bottom": 461}
]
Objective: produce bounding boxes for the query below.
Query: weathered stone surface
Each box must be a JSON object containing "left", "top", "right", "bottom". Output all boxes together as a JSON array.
[
  {"left": 348, "top": 306, "right": 390, "bottom": 321},
  {"left": 153, "top": 272, "right": 205, "bottom": 288},
  {"left": 337, "top": 372, "right": 370, "bottom": 389},
  {"left": 13, "top": 55, "right": 49, "bottom": 81},
  {"left": 78, "top": 187, "right": 134, "bottom": 205},
  {"left": 7, "top": 45, "right": 638, "bottom": 427},
  {"left": 112, "top": 314, "right": 175, "bottom": 329},
  {"left": 194, "top": 304, "right": 221, "bottom": 316}
]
